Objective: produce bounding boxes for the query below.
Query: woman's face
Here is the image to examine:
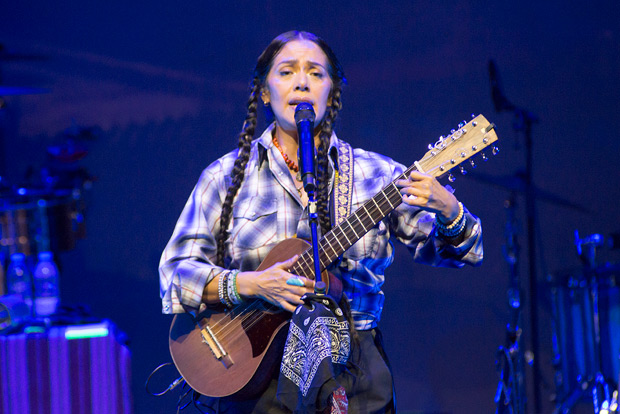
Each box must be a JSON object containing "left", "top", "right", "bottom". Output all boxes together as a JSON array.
[{"left": 263, "top": 39, "right": 333, "bottom": 136}]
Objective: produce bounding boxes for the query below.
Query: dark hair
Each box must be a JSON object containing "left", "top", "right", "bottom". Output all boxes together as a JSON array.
[{"left": 216, "top": 31, "right": 347, "bottom": 267}]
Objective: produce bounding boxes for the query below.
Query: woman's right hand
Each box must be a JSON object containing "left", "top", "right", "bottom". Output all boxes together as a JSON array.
[{"left": 236, "top": 255, "right": 315, "bottom": 313}]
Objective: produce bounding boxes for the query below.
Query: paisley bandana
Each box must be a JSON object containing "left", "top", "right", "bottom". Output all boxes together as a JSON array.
[{"left": 277, "top": 294, "right": 350, "bottom": 413}]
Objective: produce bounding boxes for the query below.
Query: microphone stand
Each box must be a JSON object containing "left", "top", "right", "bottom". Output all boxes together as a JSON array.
[
  {"left": 489, "top": 60, "right": 541, "bottom": 412},
  {"left": 306, "top": 190, "right": 325, "bottom": 295},
  {"left": 495, "top": 193, "right": 526, "bottom": 414},
  {"left": 295, "top": 103, "right": 326, "bottom": 295}
]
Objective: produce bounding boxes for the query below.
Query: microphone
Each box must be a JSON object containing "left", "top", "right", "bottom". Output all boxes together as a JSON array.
[{"left": 295, "top": 103, "right": 317, "bottom": 193}]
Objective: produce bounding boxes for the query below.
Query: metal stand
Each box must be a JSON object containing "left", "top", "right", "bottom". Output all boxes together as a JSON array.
[
  {"left": 307, "top": 194, "right": 325, "bottom": 295},
  {"left": 496, "top": 194, "right": 526, "bottom": 414},
  {"left": 551, "top": 233, "right": 614, "bottom": 413},
  {"left": 490, "top": 60, "right": 542, "bottom": 413}
]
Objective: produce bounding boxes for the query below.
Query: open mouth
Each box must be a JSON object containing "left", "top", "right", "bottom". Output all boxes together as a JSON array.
[{"left": 288, "top": 99, "right": 314, "bottom": 107}]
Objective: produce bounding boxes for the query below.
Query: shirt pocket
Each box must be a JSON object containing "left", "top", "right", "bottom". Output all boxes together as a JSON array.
[{"left": 231, "top": 196, "right": 278, "bottom": 250}]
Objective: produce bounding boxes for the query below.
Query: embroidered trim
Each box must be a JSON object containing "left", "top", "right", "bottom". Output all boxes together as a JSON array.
[{"left": 334, "top": 140, "right": 354, "bottom": 226}]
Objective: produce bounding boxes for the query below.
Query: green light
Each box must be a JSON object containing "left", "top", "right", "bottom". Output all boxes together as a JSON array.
[
  {"left": 24, "top": 326, "right": 46, "bottom": 334},
  {"left": 65, "top": 324, "right": 109, "bottom": 340}
]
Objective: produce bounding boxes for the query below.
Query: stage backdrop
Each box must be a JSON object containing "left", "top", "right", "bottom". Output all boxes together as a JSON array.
[{"left": 1, "top": 1, "right": 619, "bottom": 413}]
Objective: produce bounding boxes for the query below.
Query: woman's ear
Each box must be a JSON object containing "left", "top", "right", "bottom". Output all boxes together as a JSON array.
[{"left": 261, "top": 88, "right": 270, "bottom": 105}]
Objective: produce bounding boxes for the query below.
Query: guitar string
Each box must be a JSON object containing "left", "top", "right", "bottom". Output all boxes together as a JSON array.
[
  {"left": 209, "top": 165, "right": 444, "bottom": 340},
  {"left": 210, "top": 302, "right": 267, "bottom": 340},
  {"left": 206, "top": 249, "right": 313, "bottom": 335},
  {"left": 205, "top": 157, "right": 447, "bottom": 341},
  {"left": 196, "top": 129, "right": 484, "bottom": 354},
  {"left": 209, "top": 259, "right": 314, "bottom": 338},
  {"left": 208, "top": 252, "right": 317, "bottom": 339},
  {"left": 211, "top": 256, "right": 319, "bottom": 340}
]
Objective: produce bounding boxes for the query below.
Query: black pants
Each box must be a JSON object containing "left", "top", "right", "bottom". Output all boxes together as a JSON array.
[{"left": 201, "top": 328, "right": 395, "bottom": 414}]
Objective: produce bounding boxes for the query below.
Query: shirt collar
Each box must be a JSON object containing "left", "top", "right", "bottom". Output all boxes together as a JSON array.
[{"left": 256, "top": 123, "right": 342, "bottom": 171}]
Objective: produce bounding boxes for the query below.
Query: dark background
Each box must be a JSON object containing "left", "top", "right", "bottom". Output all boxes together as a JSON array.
[{"left": 1, "top": 1, "right": 619, "bottom": 413}]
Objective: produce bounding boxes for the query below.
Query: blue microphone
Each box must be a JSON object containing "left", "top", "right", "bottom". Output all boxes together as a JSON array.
[{"left": 294, "top": 103, "right": 317, "bottom": 193}]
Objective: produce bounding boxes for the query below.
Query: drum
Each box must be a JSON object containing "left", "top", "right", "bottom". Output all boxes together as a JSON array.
[
  {"left": 0, "top": 203, "right": 35, "bottom": 256},
  {"left": 0, "top": 187, "right": 85, "bottom": 257},
  {"left": 549, "top": 264, "right": 620, "bottom": 403}
]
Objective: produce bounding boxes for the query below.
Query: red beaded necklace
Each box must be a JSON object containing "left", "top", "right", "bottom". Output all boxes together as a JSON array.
[{"left": 272, "top": 136, "right": 299, "bottom": 173}]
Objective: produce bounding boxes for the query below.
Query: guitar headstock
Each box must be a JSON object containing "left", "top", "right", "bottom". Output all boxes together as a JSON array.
[{"left": 418, "top": 114, "right": 499, "bottom": 181}]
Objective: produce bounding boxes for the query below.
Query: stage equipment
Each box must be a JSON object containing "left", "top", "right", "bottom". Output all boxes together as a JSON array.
[
  {"left": 488, "top": 59, "right": 544, "bottom": 412},
  {"left": 550, "top": 232, "right": 620, "bottom": 413},
  {"left": 0, "top": 294, "right": 30, "bottom": 333},
  {"left": 294, "top": 102, "right": 324, "bottom": 294},
  {"left": 0, "top": 320, "right": 132, "bottom": 414},
  {"left": 0, "top": 187, "right": 86, "bottom": 257},
  {"left": 0, "top": 121, "right": 94, "bottom": 305},
  {"left": 495, "top": 194, "right": 526, "bottom": 414}
]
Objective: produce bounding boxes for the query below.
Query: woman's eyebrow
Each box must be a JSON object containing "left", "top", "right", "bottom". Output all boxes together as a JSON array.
[{"left": 275, "top": 59, "right": 326, "bottom": 69}]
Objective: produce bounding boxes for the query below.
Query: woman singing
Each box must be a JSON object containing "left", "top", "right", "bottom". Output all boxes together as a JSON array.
[{"left": 160, "top": 30, "right": 483, "bottom": 413}]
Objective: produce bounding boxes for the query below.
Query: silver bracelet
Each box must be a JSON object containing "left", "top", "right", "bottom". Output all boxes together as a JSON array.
[{"left": 219, "top": 272, "right": 233, "bottom": 308}]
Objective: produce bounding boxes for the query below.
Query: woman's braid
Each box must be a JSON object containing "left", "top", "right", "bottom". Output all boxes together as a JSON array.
[{"left": 215, "top": 79, "right": 260, "bottom": 267}]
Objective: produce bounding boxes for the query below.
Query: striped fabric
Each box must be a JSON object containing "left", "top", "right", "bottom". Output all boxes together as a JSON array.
[
  {"left": 0, "top": 321, "right": 132, "bottom": 414},
  {"left": 159, "top": 124, "right": 483, "bottom": 330}
]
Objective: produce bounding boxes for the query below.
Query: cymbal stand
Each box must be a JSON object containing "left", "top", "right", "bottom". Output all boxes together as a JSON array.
[
  {"left": 490, "top": 60, "right": 543, "bottom": 412},
  {"left": 495, "top": 193, "right": 526, "bottom": 414}
]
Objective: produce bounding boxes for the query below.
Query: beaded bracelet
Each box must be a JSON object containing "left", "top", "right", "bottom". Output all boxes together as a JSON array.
[
  {"left": 227, "top": 269, "right": 243, "bottom": 305},
  {"left": 436, "top": 202, "right": 463, "bottom": 229},
  {"left": 435, "top": 202, "right": 467, "bottom": 238},
  {"left": 219, "top": 272, "right": 234, "bottom": 308},
  {"left": 437, "top": 214, "right": 467, "bottom": 238},
  {"left": 218, "top": 272, "right": 226, "bottom": 306}
]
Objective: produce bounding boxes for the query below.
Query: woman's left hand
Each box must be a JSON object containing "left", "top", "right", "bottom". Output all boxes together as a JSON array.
[{"left": 396, "top": 171, "right": 460, "bottom": 223}]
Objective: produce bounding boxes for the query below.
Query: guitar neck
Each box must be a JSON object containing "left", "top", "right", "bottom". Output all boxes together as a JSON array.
[
  {"left": 290, "top": 169, "right": 410, "bottom": 279},
  {"left": 289, "top": 114, "right": 497, "bottom": 279}
]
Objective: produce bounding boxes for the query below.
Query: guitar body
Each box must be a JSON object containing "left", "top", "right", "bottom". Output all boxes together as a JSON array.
[{"left": 169, "top": 238, "right": 313, "bottom": 399}]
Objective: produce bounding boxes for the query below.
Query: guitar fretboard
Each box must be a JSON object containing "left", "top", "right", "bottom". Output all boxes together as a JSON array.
[
  {"left": 287, "top": 114, "right": 497, "bottom": 280},
  {"left": 291, "top": 165, "right": 417, "bottom": 279}
]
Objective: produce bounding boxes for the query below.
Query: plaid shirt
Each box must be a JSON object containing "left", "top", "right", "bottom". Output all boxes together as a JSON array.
[{"left": 159, "top": 124, "right": 483, "bottom": 330}]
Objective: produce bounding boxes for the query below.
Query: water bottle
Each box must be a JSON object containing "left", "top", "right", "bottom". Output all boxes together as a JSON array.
[
  {"left": 33, "top": 251, "right": 60, "bottom": 317},
  {"left": 6, "top": 253, "right": 34, "bottom": 309}
]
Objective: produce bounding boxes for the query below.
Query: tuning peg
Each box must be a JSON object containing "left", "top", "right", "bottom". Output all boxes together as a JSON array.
[
  {"left": 450, "top": 129, "right": 456, "bottom": 134},
  {"left": 448, "top": 173, "right": 456, "bottom": 182},
  {"left": 459, "top": 165, "right": 467, "bottom": 175},
  {"left": 471, "top": 113, "right": 476, "bottom": 119},
  {"left": 481, "top": 152, "right": 488, "bottom": 161},
  {"left": 469, "top": 159, "right": 476, "bottom": 169},
  {"left": 428, "top": 143, "right": 433, "bottom": 150},
  {"left": 492, "top": 146, "right": 500, "bottom": 155}
]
